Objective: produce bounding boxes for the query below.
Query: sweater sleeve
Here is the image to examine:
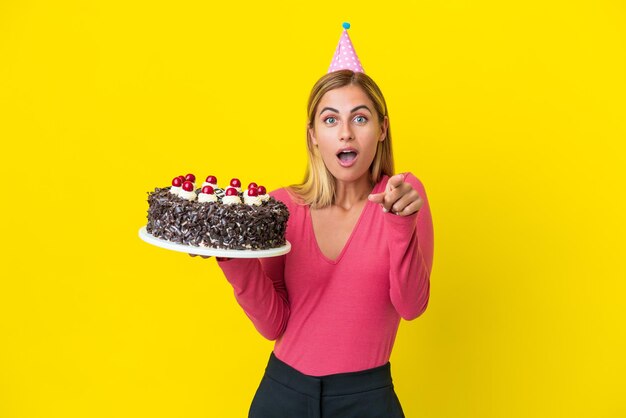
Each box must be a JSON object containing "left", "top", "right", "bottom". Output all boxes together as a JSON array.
[
  {"left": 214, "top": 188, "right": 291, "bottom": 340},
  {"left": 216, "top": 256, "right": 289, "bottom": 340},
  {"left": 383, "top": 172, "right": 434, "bottom": 320}
]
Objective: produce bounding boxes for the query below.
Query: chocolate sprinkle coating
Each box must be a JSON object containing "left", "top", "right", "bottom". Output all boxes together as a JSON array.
[{"left": 146, "top": 187, "right": 290, "bottom": 250}]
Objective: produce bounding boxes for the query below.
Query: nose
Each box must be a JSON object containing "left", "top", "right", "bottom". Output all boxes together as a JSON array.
[{"left": 339, "top": 121, "right": 354, "bottom": 141}]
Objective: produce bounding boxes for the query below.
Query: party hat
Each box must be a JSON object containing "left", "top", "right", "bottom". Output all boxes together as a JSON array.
[{"left": 328, "top": 22, "right": 365, "bottom": 73}]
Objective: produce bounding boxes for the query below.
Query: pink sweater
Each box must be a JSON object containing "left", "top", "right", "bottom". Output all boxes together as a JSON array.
[{"left": 217, "top": 172, "right": 434, "bottom": 376}]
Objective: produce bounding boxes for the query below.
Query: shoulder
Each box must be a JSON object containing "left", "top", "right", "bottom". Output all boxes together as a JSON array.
[{"left": 269, "top": 187, "right": 306, "bottom": 209}]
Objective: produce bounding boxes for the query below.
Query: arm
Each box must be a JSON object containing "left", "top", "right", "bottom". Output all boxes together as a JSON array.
[
  {"left": 371, "top": 172, "right": 434, "bottom": 320},
  {"left": 217, "top": 256, "right": 290, "bottom": 340}
]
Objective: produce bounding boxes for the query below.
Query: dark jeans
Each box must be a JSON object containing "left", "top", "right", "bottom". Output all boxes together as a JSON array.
[{"left": 249, "top": 352, "right": 405, "bottom": 418}]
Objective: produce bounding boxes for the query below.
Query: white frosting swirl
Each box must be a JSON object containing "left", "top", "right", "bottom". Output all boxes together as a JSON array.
[
  {"left": 169, "top": 186, "right": 181, "bottom": 196},
  {"left": 202, "top": 182, "right": 218, "bottom": 189},
  {"left": 222, "top": 195, "right": 241, "bottom": 205},
  {"left": 179, "top": 189, "right": 197, "bottom": 201},
  {"left": 198, "top": 193, "right": 218, "bottom": 203},
  {"left": 259, "top": 194, "right": 270, "bottom": 202},
  {"left": 244, "top": 195, "right": 262, "bottom": 206}
]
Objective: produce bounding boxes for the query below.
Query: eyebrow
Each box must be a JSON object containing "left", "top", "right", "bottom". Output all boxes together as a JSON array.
[{"left": 319, "top": 105, "right": 372, "bottom": 116}]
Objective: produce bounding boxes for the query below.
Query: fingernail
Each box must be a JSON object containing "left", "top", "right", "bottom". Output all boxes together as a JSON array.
[{"left": 382, "top": 207, "right": 388, "bottom": 213}]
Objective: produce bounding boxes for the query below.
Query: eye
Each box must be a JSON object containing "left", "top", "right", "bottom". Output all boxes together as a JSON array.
[
  {"left": 324, "top": 116, "right": 337, "bottom": 124},
  {"left": 354, "top": 115, "right": 367, "bottom": 123}
]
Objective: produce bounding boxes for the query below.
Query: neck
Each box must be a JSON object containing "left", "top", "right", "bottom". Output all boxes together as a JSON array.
[{"left": 333, "top": 174, "right": 373, "bottom": 210}]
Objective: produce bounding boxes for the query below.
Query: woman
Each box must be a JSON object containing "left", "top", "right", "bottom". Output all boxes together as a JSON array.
[{"left": 214, "top": 69, "right": 434, "bottom": 417}]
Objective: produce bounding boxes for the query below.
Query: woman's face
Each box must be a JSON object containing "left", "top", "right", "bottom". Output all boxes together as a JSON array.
[{"left": 309, "top": 84, "right": 388, "bottom": 184}]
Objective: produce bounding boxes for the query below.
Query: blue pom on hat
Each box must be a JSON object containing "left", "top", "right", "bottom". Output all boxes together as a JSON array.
[{"left": 342, "top": 22, "right": 350, "bottom": 30}]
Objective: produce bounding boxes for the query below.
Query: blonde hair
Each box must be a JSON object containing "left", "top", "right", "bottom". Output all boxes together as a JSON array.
[{"left": 289, "top": 70, "right": 395, "bottom": 208}]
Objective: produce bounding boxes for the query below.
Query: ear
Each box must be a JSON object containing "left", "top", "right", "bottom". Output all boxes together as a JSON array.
[
  {"left": 308, "top": 126, "right": 318, "bottom": 146},
  {"left": 379, "top": 116, "right": 389, "bottom": 142}
]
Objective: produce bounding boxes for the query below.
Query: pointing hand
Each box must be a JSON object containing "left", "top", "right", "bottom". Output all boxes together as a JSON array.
[{"left": 368, "top": 174, "right": 423, "bottom": 216}]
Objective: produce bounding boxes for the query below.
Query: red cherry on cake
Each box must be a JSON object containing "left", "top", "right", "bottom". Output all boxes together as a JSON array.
[
  {"left": 230, "top": 178, "right": 241, "bottom": 188},
  {"left": 225, "top": 187, "right": 238, "bottom": 196},
  {"left": 185, "top": 173, "right": 196, "bottom": 183},
  {"left": 172, "top": 177, "right": 183, "bottom": 187},
  {"left": 182, "top": 181, "right": 194, "bottom": 192},
  {"left": 257, "top": 185, "right": 267, "bottom": 195},
  {"left": 247, "top": 187, "right": 259, "bottom": 197},
  {"left": 205, "top": 175, "right": 217, "bottom": 184},
  {"left": 177, "top": 175, "right": 185, "bottom": 183},
  {"left": 201, "top": 185, "right": 214, "bottom": 194},
  {"left": 248, "top": 182, "right": 258, "bottom": 189}
]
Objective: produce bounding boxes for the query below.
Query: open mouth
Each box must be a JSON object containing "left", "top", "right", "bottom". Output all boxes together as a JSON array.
[{"left": 336, "top": 150, "right": 358, "bottom": 166}]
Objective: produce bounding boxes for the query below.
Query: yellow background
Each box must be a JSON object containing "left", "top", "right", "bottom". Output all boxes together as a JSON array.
[{"left": 1, "top": 1, "right": 625, "bottom": 417}]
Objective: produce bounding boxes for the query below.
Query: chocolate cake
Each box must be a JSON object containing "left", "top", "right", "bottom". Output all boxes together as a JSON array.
[{"left": 146, "top": 174, "right": 289, "bottom": 250}]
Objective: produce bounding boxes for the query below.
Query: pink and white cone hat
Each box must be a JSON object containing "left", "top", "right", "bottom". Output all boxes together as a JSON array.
[{"left": 328, "top": 22, "right": 365, "bottom": 74}]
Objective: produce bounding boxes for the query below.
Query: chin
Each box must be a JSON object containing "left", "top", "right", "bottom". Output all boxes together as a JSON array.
[{"left": 328, "top": 166, "right": 370, "bottom": 184}]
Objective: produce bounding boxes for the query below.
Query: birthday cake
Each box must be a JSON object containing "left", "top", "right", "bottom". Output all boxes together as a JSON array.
[{"left": 146, "top": 174, "right": 289, "bottom": 250}]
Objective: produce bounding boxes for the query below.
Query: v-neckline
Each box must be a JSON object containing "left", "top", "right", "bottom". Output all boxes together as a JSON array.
[
  {"left": 307, "top": 200, "right": 371, "bottom": 265},
  {"left": 306, "top": 175, "right": 388, "bottom": 265}
]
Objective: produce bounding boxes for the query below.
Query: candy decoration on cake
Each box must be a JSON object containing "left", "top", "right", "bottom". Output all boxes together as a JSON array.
[
  {"left": 170, "top": 176, "right": 183, "bottom": 196},
  {"left": 222, "top": 186, "right": 242, "bottom": 205},
  {"left": 203, "top": 175, "right": 218, "bottom": 189},
  {"left": 248, "top": 182, "right": 258, "bottom": 189},
  {"left": 229, "top": 178, "right": 242, "bottom": 193},
  {"left": 179, "top": 180, "right": 197, "bottom": 201},
  {"left": 214, "top": 187, "right": 226, "bottom": 199},
  {"left": 257, "top": 185, "right": 270, "bottom": 202},
  {"left": 198, "top": 185, "right": 218, "bottom": 203},
  {"left": 244, "top": 187, "right": 262, "bottom": 206}
]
